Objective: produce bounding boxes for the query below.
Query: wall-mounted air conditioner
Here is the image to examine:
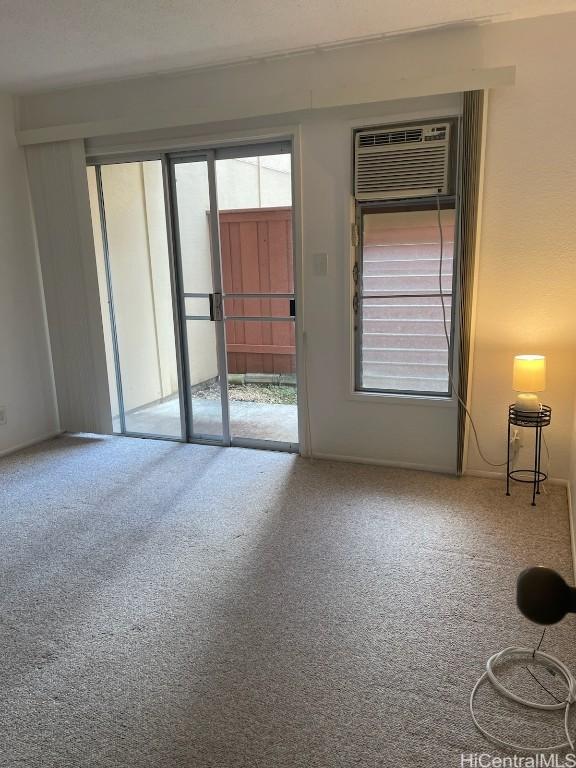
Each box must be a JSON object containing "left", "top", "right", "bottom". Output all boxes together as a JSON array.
[{"left": 354, "top": 123, "right": 451, "bottom": 201}]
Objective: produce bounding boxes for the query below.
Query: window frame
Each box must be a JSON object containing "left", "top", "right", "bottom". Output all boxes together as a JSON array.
[{"left": 353, "top": 195, "right": 460, "bottom": 399}]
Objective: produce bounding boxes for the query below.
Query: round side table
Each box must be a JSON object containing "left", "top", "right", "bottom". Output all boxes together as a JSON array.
[{"left": 506, "top": 404, "right": 551, "bottom": 506}]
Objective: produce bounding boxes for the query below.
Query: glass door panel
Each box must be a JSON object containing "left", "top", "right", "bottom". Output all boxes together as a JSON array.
[
  {"left": 223, "top": 314, "right": 297, "bottom": 444},
  {"left": 87, "top": 161, "right": 183, "bottom": 438},
  {"left": 216, "top": 154, "right": 298, "bottom": 447},
  {"left": 88, "top": 144, "right": 298, "bottom": 452},
  {"left": 172, "top": 158, "right": 226, "bottom": 442}
]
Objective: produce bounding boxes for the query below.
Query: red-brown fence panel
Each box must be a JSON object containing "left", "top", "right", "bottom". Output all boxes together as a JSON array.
[{"left": 219, "top": 207, "right": 295, "bottom": 375}]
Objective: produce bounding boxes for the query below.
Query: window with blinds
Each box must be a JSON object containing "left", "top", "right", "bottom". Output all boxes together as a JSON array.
[
  {"left": 354, "top": 203, "right": 457, "bottom": 395},
  {"left": 352, "top": 116, "right": 459, "bottom": 398}
]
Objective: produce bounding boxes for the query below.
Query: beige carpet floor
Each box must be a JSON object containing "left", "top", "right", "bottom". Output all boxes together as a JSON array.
[{"left": 0, "top": 434, "right": 575, "bottom": 767}]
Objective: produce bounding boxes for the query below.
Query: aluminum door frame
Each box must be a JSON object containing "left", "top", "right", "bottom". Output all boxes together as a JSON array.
[
  {"left": 167, "top": 151, "right": 231, "bottom": 446},
  {"left": 168, "top": 146, "right": 299, "bottom": 453},
  {"left": 93, "top": 159, "right": 188, "bottom": 443},
  {"left": 90, "top": 140, "right": 300, "bottom": 453},
  {"left": 222, "top": 291, "right": 298, "bottom": 452}
]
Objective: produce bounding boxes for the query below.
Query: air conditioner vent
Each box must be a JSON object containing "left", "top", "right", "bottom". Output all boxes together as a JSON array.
[
  {"left": 355, "top": 123, "right": 451, "bottom": 201},
  {"left": 358, "top": 128, "right": 424, "bottom": 147}
]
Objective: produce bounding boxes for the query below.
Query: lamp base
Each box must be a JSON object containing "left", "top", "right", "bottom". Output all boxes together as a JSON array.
[{"left": 515, "top": 393, "right": 541, "bottom": 411}]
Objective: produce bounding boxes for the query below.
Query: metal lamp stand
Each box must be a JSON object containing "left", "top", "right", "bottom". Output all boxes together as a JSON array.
[{"left": 506, "top": 404, "right": 551, "bottom": 506}]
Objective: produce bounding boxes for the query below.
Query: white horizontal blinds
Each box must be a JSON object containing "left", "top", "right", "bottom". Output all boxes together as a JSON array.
[
  {"left": 26, "top": 140, "right": 112, "bottom": 433},
  {"left": 361, "top": 209, "right": 455, "bottom": 393},
  {"left": 456, "top": 90, "right": 485, "bottom": 474}
]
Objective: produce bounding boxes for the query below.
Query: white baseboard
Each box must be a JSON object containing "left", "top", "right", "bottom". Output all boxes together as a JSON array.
[
  {"left": 464, "top": 468, "right": 505, "bottom": 481},
  {"left": 307, "top": 451, "right": 455, "bottom": 475},
  {"left": 0, "top": 430, "right": 63, "bottom": 459},
  {"left": 465, "top": 468, "right": 568, "bottom": 486}
]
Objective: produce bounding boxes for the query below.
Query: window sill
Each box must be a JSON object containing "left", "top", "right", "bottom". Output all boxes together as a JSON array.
[{"left": 347, "top": 390, "right": 458, "bottom": 408}]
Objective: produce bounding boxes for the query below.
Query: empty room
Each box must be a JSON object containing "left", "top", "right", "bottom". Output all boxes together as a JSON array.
[{"left": 2, "top": 2, "right": 576, "bottom": 765}]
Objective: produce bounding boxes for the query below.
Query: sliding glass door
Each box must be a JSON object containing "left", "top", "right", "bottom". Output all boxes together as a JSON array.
[
  {"left": 87, "top": 160, "right": 184, "bottom": 439},
  {"left": 88, "top": 141, "right": 298, "bottom": 451},
  {"left": 170, "top": 156, "right": 228, "bottom": 443},
  {"left": 215, "top": 154, "right": 297, "bottom": 445}
]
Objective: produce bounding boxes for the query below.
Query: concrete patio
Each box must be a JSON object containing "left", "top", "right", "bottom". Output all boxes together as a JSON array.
[{"left": 115, "top": 395, "right": 298, "bottom": 444}]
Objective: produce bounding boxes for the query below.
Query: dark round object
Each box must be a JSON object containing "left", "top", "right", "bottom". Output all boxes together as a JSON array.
[{"left": 517, "top": 567, "right": 574, "bottom": 625}]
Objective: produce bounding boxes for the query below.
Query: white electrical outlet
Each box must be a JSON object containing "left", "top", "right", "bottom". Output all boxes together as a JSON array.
[
  {"left": 510, "top": 427, "right": 524, "bottom": 447},
  {"left": 0, "top": 407, "right": 6, "bottom": 426},
  {"left": 509, "top": 427, "right": 523, "bottom": 465}
]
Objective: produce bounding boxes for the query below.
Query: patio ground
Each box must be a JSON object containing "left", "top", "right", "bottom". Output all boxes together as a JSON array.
[{"left": 115, "top": 383, "right": 298, "bottom": 444}]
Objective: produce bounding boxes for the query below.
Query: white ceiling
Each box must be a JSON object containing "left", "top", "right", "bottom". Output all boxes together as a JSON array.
[{"left": 2, "top": 0, "right": 576, "bottom": 93}]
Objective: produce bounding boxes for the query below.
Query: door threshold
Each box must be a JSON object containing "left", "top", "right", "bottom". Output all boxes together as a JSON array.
[
  {"left": 230, "top": 438, "right": 299, "bottom": 454},
  {"left": 115, "top": 431, "right": 299, "bottom": 455}
]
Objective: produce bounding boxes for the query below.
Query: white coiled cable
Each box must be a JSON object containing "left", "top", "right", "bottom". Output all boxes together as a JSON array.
[{"left": 470, "top": 646, "right": 576, "bottom": 752}]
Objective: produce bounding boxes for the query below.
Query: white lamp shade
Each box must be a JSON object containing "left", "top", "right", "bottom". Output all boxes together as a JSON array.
[{"left": 513, "top": 355, "right": 546, "bottom": 392}]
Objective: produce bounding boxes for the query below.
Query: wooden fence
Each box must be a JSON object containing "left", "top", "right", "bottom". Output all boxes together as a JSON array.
[{"left": 219, "top": 207, "right": 295, "bottom": 375}]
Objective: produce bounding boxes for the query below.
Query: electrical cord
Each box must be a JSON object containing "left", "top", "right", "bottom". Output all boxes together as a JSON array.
[
  {"left": 541, "top": 434, "right": 551, "bottom": 494},
  {"left": 470, "top": 633, "right": 576, "bottom": 752},
  {"left": 435, "top": 196, "right": 508, "bottom": 468},
  {"left": 525, "top": 629, "right": 560, "bottom": 702}
]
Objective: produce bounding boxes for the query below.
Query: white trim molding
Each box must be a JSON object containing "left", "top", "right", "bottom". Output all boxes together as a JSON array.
[
  {"left": 309, "top": 451, "right": 455, "bottom": 475},
  {"left": 17, "top": 66, "right": 515, "bottom": 147},
  {"left": 465, "top": 468, "right": 569, "bottom": 485}
]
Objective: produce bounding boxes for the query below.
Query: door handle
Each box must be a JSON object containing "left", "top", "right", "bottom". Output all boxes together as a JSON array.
[{"left": 208, "top": 292, "right": 223, "bottom": 321}]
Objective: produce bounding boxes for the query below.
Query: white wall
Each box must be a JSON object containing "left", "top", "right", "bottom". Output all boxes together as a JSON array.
[
  {"left": 297, "top": 102, "right": 461, "bottom": 469},
  {"left": 16, "top": 12, "right": 576, "bottom": 476},
  {"left": 0, "top": 94, "right": 58, "bottom": 455},
  {"left": 466, "top": 17, "right": 576, "bottom": 480},
  {"left": 26, "top": 139, "right": 113, "bottom": 434},
  {"left": 142, "top": 161, "right": 180, "bottom": 397}
]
